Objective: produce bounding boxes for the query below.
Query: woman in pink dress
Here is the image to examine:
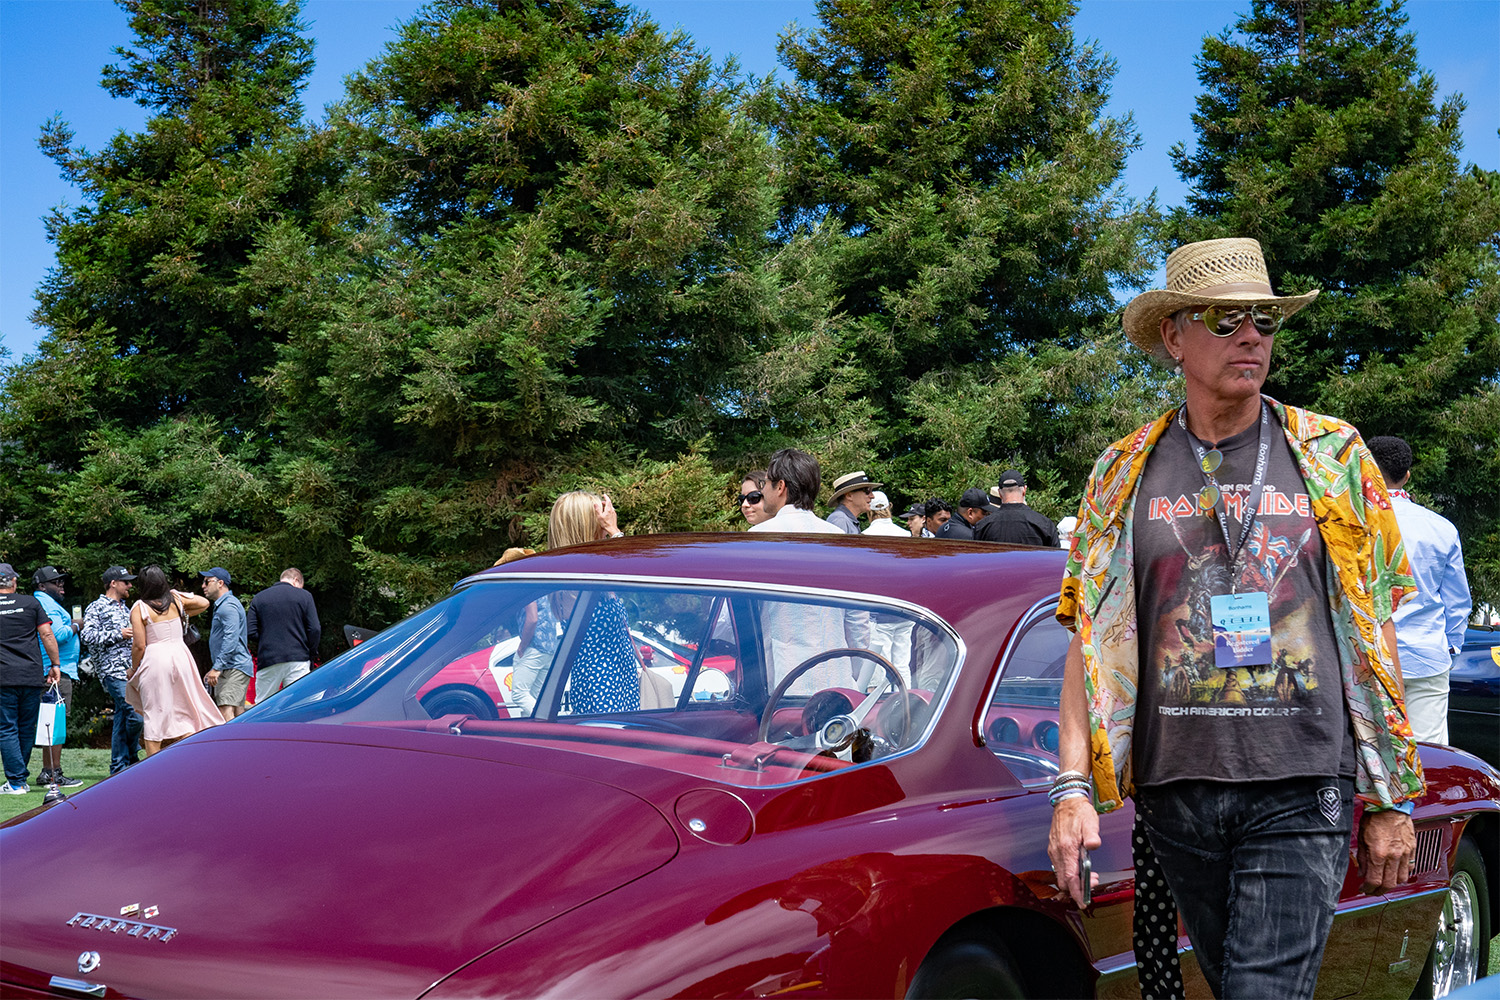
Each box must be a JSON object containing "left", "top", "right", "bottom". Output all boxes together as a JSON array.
[{"left": 126, "top": 565, "right": 221, "bottom": 755}]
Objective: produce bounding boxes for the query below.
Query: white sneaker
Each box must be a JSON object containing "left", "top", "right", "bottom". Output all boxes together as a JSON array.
[{"left": 0, "top": 782, "right": 29, "bottom": 795}]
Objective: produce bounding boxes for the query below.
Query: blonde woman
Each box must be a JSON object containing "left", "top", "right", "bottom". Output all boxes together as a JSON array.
[{"left": 542, "top": 491, "right": 640, "bottom": 714}]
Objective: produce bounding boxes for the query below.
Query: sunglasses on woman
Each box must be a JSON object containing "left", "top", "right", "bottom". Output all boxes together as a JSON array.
[
  {"left": 1191, "top": 303, "right": 1283, "bottom": 336},
  {"left": 738, "top": 491, "right": 764, "bottom": 506}
]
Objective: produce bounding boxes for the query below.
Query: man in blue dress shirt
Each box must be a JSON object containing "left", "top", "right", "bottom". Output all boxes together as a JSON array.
[
  {"left": 200, "top": 568, "right": 254, "bottom": 721},
  {"left": 1368, "top": 436, "right": 1473, "bottom": 743}
]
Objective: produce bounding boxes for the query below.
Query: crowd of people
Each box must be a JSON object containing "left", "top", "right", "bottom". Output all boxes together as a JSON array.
[
  {"left": 739, "top": 466, "right": 1075, "bottom": 547},
  {"left": 0, "top": 562, "right": 321, "bottom": 794}
]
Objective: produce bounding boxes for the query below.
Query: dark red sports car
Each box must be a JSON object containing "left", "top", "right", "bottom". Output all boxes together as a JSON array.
[{"left": 1, "top": 535, "right": 1495, "bottom": 998}]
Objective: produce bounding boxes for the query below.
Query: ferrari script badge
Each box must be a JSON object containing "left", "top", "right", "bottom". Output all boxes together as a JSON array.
[{"left": 67, "top": 913, "right": 177, "bottom": 942}]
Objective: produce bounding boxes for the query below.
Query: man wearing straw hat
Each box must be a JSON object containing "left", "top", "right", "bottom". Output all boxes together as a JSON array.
[
  {"left": 1046, "top": 238, "right": 1423, "bottom": 999},
  {"left": 825, "top": 471, "right": 882, "bottom": 534}
]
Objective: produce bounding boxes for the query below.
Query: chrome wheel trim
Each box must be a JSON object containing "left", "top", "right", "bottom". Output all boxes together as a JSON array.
[{"left": 1431, "top": 870, "right": 1478, "bottom": 997}]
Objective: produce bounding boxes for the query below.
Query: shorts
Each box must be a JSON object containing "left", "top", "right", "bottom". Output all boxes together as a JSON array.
[{"left": 214, "top": 669, "right": 251, "bottom": 708}]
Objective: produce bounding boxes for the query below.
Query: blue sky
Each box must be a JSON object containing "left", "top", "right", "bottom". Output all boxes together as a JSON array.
[{"left": 2, "top": 0, "right": 1496, "bottom": 360}]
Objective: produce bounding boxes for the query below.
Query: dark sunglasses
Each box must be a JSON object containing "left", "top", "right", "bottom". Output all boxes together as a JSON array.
[
  {"left": 738, "top": 491, "right": 764, "bottom": 506},
  {"left": 1191, "top": 304, "right": 1283, "bottom": 337}
]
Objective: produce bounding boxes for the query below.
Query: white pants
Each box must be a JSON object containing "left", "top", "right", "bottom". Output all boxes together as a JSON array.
[
  {"left": 1403, "top": 670, "right": 1450, "bottom": 744},
  {"left": 255, "top": 660, "right": 311, "bottom": 703}
]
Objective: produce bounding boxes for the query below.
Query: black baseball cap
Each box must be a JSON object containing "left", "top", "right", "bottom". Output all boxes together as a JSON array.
[
  {"left": 102, "top": 566, "right": 137, "bottom": 583},
  {"left": 959, "top": 488, "right": 996, "bottom": 510},
  {"left": 33, "top": 566, "right": 66, "bottom": 586},
  {"left": 998, "top": 469, "right": 1027, "bottom": 488}
]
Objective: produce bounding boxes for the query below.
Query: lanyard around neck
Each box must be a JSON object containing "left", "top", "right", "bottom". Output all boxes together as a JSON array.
[{"left": 1177, "top": 401, "right": 1271, "bottom": 587}]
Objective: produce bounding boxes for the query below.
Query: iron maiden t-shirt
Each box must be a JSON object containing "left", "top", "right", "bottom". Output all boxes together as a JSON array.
[{"left": 1131, "top": 408, "right": 1354, "bottom": 786}]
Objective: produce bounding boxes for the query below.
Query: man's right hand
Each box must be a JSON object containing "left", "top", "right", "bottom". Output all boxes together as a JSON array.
[
  {"left": 1047, "top": 796, "right": 1102, "bottom": 908},
  {"left": 120, "top": 626, "right": 133, "bottom": 640}
]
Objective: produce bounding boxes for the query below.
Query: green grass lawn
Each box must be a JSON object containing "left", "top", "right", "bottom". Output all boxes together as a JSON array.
[
  {"left": 1, "top": 747, "right": 112, "bottom": 822},
  {"left": 5, "top": 748, "right": 1499, "bottom": 978}
]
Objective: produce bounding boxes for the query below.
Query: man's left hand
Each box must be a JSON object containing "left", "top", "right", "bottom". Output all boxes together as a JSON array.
[{"left": 1357, "top": 808, "right": 1416, "bottom": 894}]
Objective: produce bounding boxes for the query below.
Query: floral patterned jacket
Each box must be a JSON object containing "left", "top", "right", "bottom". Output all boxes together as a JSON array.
[{"left": 1057, "top": 398, "right": 1424, "bottom": 812}]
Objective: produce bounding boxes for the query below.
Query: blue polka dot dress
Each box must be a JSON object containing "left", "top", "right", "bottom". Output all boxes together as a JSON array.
[{"left": 568, "top": 595, "right": 640, "bottom": 715}]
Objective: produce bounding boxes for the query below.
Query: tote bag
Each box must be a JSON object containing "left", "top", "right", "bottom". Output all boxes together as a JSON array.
[{"left": 35, "top": 685, "right": 66, "bottom": 746}]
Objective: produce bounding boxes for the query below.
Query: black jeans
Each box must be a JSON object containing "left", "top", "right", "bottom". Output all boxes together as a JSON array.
[{"left": 1136, "top": 777, "right": 1354, "bottom": 1000}]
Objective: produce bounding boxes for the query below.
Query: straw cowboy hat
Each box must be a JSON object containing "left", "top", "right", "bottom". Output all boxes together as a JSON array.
[{"left": 1123, "top": 238, "right": 1319, "bottom": 364}]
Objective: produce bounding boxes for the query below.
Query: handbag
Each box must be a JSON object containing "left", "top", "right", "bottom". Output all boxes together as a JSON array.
[
  {"left": 35, "top": 684, "right": 66, "bottom": 746},
  {"left": 178, "top": 597, "right": 201, "bottom": 645}
]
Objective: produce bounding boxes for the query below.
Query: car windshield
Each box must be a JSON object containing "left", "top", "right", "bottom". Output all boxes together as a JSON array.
[{"left": 248, "top": 578, "right": 962, "bottom": 785}]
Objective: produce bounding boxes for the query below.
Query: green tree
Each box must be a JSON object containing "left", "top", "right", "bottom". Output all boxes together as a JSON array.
[
  {"left": 26, "top": 0, "right": 317, "bottom": 435},
  {"left": 1168, "top": 0, "right": 1500, "bottom": 603},
  {"left": 2, "top": 0, "right": 318, "bottom": 598},
  {"left": 748, "top": 0, "right": 1163, "bottom": 502},
  {"left": 237, "top": 0, "right": 818, "bottom": 616}
]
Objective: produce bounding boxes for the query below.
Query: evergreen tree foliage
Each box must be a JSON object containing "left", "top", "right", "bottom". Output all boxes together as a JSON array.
[
  {"left": 238, "top": 0, "right": 810, "bottom": 615},
  {"left": 749, "top": 0, "right": 1164, "bottom": 508},
  {"left": 27, "top": 0, "right": 317, "bottom": 433},
  {"left": 1168, "top": 0, "right": 1500, "bottom": 598},
  {"left": 2, "top": 0, "right": 324, "bottom": 611}
]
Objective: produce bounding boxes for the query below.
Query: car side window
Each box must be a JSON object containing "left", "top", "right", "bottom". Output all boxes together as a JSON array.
[{"left": 986, "top": 615, "right": 1069, "bottom": 781}]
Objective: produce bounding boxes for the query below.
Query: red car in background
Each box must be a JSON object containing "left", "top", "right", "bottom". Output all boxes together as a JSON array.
[{"left": 2, "top": 535, "right": 1495, "bottom": 999}]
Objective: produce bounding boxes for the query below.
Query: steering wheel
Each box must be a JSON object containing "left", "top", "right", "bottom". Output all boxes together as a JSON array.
[{"left": 757, "top": 648, "right": 909, "bottom": 759}]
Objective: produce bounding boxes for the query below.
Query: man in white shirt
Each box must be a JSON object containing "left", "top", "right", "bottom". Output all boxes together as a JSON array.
[
  {"left": 747, "top": 449, "right": 846, "bottom": 535},
  {"left": 748, "top": 449, "right": 870, "bottom": 689},
  {"left": 1368, "top": 436, "right": 1473, "bottom": 743}
]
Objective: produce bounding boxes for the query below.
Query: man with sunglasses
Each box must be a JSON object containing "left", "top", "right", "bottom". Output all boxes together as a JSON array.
[
  {"left": 825, "top": 471, "right": 882, "bottom": 534},
  {"left": 1047, "top": 239, "right": 1422, "bottom": 1000}
]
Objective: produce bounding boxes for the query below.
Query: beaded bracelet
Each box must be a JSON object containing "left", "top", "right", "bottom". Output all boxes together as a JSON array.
[{"left": 1047, "top": 781, "right": 1092, "bottom": 806}]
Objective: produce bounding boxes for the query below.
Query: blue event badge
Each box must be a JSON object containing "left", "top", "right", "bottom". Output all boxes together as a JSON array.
[{"left": 1210, "top": 591, "right": 1273, "bottom": 669}]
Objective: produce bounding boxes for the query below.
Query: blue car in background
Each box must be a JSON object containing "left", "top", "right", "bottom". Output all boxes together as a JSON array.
[{"left": 1449, "top": 624, "right": 1499, "bottom": 767}]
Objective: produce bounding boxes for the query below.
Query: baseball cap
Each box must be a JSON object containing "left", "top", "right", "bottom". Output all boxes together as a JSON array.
[
  {"left": 959, "top": 488, "right": 996, "bottom": 510},
  {"left": 998, "top": 469, "right": 1027, "bottom": 488},
  {"left": 102, "top": 566, "right": 137, "bottom": 583},
  {"left": 900, "top": 503, "right": 925, "bottom": 520},
  {"left": 199, "top": 567, "right": 232, "bottom": 586},
  {"left": 869, "top": 490, "right": 891, "bottom": 511},
  {"left": 33, "top": 566, "right": 66, "bottom": 586},
  {"left": 0, "top": 563, "right": 17, "bottom": 580}
]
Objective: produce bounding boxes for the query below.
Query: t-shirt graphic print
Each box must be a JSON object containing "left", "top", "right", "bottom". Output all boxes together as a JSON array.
[{"left": 1131, "top": 412, "right": 1350, "bottom": 786}]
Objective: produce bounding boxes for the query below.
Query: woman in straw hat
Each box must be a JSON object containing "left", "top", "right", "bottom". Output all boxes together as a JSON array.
[{"left": 1046, "top": 239, "right": 1423, "bottom": 999}]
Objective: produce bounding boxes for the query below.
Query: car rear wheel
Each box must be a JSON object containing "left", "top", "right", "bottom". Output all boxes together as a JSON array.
[
  {"left": 421, "top": 685, "right": 500, "bottom": 721},
  {"left": 1413, "top": 834, "right": 1490, "bottom": 998},
  {"left": 907, "top": 934, "right": 1027, "bottom": 999}
]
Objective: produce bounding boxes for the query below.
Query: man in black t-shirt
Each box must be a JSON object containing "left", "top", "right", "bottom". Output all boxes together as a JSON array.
[
  {"left": 1050, "top": 239, "right": 1419, "bottom": 1000},
  {"left": 0, "top": 563, "right": 62, "bottom": 794},
  {"left": 974, "top": 470, "right": 1059, "bottom": 547}
]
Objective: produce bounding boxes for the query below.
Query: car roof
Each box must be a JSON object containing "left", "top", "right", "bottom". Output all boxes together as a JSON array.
[{"left": 463, "top": 532, "right": 1066, "bottom": 629}]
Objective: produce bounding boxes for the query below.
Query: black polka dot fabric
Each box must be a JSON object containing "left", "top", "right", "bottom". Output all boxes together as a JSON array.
[
  {"left": 1133, "top": 813, "right": 1184, "bottom": 1000},
  {"left": 568, "top": 594, "right": 641, "bottom": 715}
]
